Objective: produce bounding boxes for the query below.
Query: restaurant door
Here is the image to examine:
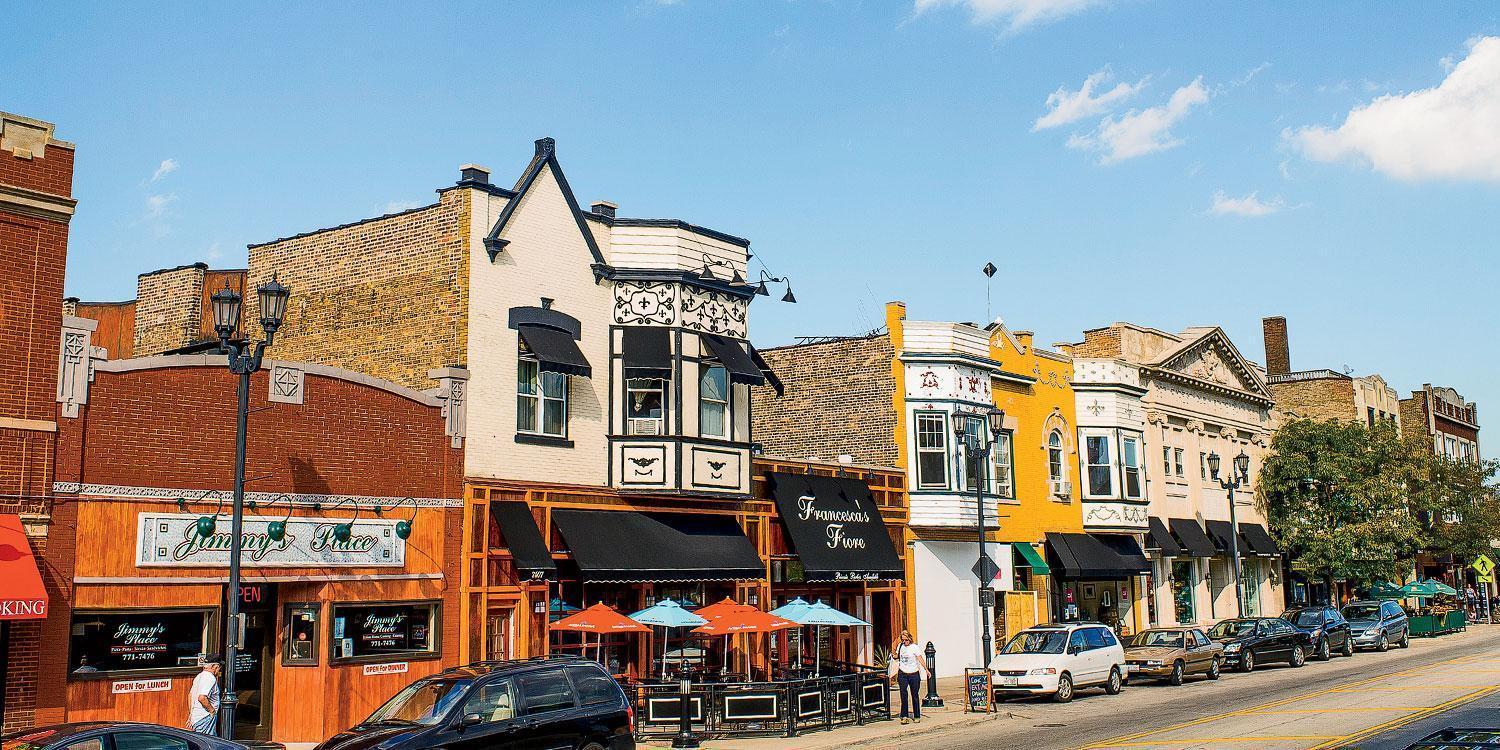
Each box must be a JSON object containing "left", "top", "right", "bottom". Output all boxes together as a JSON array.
[{"left": 232, "top": 584, "right": 276, "bottom": 741}]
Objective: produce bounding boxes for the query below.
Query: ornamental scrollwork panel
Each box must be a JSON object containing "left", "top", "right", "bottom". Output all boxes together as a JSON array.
[
  {"left": 614, "top": 282, "right": 677, "bottom": 326},
  {"left": 680, "top": 287, "right": 747, "bottom": 338}
]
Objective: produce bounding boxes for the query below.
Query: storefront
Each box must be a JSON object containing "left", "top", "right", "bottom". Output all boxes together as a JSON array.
[
  {"left": 1147, "top": 516, "right": 1280, "bottom": 626},
  {"left": 1044, "top": 532, "right": 1151, "bottom": 635},
  {"left": 1, "top": 513, "right": 52, "bottom": 726}
]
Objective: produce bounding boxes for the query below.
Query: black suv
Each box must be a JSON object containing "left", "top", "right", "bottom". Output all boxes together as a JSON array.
[
  {"left": 1281, "top": 606, "right": 1354, "bottom": 660},
  {"left": 315, "top": 656, "right": 635, "bottom": 750}
]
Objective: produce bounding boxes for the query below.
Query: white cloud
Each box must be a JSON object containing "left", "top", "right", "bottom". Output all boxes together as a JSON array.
[
  {"left": 1233, "top": 62, "right": 1271, "bottom": 87},
  {"left": 913, "top": 0, "right": 1105, "bottom": 33},
  {"left": 145, "top": 194, "right": 177, "bottom": 218},
  {"left": 205, "top": 241, "right": 224, "bottom": 262},
  {"left": 382, "top": 200, "right": 423, "bottom": 214},
  {"left": 1033, "top": 67, "right": 1147, "bottom": 130},
  {"left": 1287, "top": 36, "right": 1500, "bottom": 182},
  {"left": 150, "top": 159, "right": 178, "bottom": 182},
  {"left": 1068, "top": 76, "right": 1209, "bottom": 164},
  {"left": 1208, "top": 190, "right": 1285, "bottom": 217}
]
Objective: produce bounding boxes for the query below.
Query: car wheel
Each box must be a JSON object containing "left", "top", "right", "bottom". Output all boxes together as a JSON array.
[
  {"left": 1053, "top": 673, "right": 1074, "bottom": 703},
  {"left": 1399, "top": 630, "right": 1411, "bottom": 648},
  {"left": 1207, "top": 656, "right": 1221, "bottom": 680},
  {"left": 581, "top": 744, "right": 606, "bottom": 750},
  {"left": 1240, "top": 650, "right": 1256, "bottom": 673},
  {"left": 1316, "top": 638, "right": 1331, "bottom": 661},
  {"left": 1168, "top": 660, "right": 1185, "bottom": 686},
  {"left": 1375, "top": 633, "right": 1389, "bottom": 652},
  {"left": 1105, "top": 666, "right": 1123, "bottom": 694},
  {"left": 1340, "top": 636, "right": 1354, "bottom": 657},
  {"left": 1290, "top": 644, "right": 1306, "bottom": 668}
]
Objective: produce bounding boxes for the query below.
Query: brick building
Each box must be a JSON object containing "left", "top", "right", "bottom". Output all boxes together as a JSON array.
[
  {"left": 1401, "top": 384, "right": 1480, "bottom": 462},
  {"left": 1261, "top": 316, "right": 1401, "bottom": 429},
  {"left": 0, "top": 111, "right": 77, "bottom": 732},
  {"left": 67, "top": 262, "right": 249, "bottom": 360}
]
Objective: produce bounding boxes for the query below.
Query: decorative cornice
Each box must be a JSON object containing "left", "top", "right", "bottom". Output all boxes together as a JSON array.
[
  {"left": 1142, "top": 365, "right": 1275, "bottom": 407},
  {"left": 53, "top": 482, "right": 461, "bottom": 508},
  {"left": 0, "top": 183, "right": 77, "bottom": 223}
]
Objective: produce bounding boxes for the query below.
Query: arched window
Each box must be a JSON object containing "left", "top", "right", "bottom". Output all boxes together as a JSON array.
[{"left": 1047, "top": 430, "right": 1065, "bottom": 483}]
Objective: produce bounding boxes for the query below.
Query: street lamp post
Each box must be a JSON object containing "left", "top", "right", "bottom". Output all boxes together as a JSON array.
[
  {"left": 208, "top": 275, "right": 290, "bottom": 740},
  {"left": 1208, "top": 451, "right": 1252, "bottom": 619},
  {"left": 956, "top": 408, "right": 1006, "bottom": 667}
]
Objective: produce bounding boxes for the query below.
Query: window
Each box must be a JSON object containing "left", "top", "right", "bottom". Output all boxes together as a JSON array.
[
  {"left": 1067, "top": 630, "right": 1087, "bottom": 652},
  {"left": 1173, "top": 448, "right": 1185, "bottom": 477},
  {"left": 1163, "top": 446, "right": 1172, "bottom": 477},
  {"left": 915, "top": 412, "right": 948, "bottom": 489},
  {"left": 283, "top": 603, "right": 320, "bottom": 665},
  {"left": 517, "top": 668, "right": 577, "bottom": 715},
  {"left": 1121, "top": 436, "right": 1142, "bottom": 499},
  {"left": 1367, "top": 407, "right": 1376, "bottom": 428},
  {"left": 113, "top": 734, "right": 191, "bottom": 750},
  {"left": 462, "top": 679, "right": 516, "bottom": 723},
  {"left": 1047, "top": 431, "right": 1065, "bottom": 483},
  {"left": 330, "top": 602, "right": 439, "bottom": 662},
  {"left": 1098, "top": 628, "right": 1118, "bottom": 647},
  {"left": 1200, "top": 452, "right": 1207, "bottom": 480},
  {"left": 698, "top": 365, "right": 730, "bottom": 439},
  {"left": 1081, "top": 627, "right": 1109, "bottom": 650},
  {"left": 68, "top": 609, "right": 212, "bottom": 676},
  {"left": 517, "top": 358, "right": 567, "bottom": 438},
  {"left": 567, "top": 665, "right": 621, "bottom": 706},
  {"left": 961, "top": 416, "right": 985, "bottom": 492},
  {"left": 625, "top": 378, "right": 667, "bottom": 435},
  {"left": 991, "top": 431, "right": 1014, "bottom": 499},
  {"left": 1085, "top": 435, "right": 1114, "bottom": 497},
  {"left": 1171, "top": 561, "right": 1196, "bottom": 624}
]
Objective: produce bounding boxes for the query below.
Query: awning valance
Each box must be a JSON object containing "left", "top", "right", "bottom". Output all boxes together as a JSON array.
[
  {"left": 490, "top": 501, "right": 557, "bottom": 579},
  {"left": 767, "top": 472, "right": 904, "bottom": 582},
  {"left": 551, "top": 509, "right": 763, "bottom": 583},
  {"left": 1013, "top": 542, "right": 1051, "bottom": 576},
  {"left": 1096, "top": 534, "right": 1151, "bottom": 573},
  {"left": 1238, "top": 523, "right": 1280, "bottom": 557},
  {"left": 1044, "top": 532, "right": 1149, "bottom": 580},
  {"left": 518, "top": 324, "right": 591, "bottom": 377},
  {"left": 1168, "top": 517, "right": 1217, "bottom": 558},
  {"left": 622, "top": 326, "right": 672, "bottom": 380},
  {"left": 1146, "top": 517, "right": 1184, "bottom": 557},
  {"left": 0, "top": 514, "right": 48, "bottom": 621},
  {"left": 1205, "top": 520, "right": 1238, "bottom": 556},
  {"left": 702, "top": 334, "right": 764, "bottom": 386}
]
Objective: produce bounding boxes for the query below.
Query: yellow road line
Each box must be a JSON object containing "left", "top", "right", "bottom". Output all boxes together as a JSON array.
[
  {"left": 1242, "top": 707, "right": 1429, "bottom": 714},
  {"left": 1309, "top": 683, "right": 1500, "bottom": 749},
  {"left": 1094, "top": 736, "right": 1341, "bottom": 747},
  {"left": 1326, "top": 684, "right": 1493, "bottom": 691}
]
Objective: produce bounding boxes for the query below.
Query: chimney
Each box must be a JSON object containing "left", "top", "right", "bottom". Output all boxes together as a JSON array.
[
  {"left": 1263, "top": 316, "right": 1290, "bottom": 376},
  {"left": 459, "top": 164, "right": 490, "bottom": 185},
  {"left": 591, "top": 200, "right": 617, "bottom": 219},
  {"left": 535, "top": 137, "right": 555, "bottom": 157}
]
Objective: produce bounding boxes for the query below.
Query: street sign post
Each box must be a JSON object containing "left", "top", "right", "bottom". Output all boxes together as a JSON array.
[{"left": 1477, "top": 556, "right": 1497, "bottom": 625}]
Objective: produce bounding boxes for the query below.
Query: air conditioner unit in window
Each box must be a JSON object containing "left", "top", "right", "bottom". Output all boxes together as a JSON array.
[
  {"left": 1049, "top": 480, "right": 1072, "bottom": 497},
  {"left": 628, "top": 419, "right": 661, "bottom": 436}
]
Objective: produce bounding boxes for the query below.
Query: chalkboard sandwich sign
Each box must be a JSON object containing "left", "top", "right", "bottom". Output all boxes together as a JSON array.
[{"left": 964, "top": 667, "right": 993, "bottom": 713}]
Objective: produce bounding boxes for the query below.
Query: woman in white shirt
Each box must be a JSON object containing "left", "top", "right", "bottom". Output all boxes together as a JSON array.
[{"left": 888, "top": 630, "right": 929, "bottom": 724}]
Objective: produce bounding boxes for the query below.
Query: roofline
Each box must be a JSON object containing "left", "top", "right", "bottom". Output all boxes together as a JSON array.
[
  {"left": 754, "top": 331, "right": 888, "bottom": 353},
  {"left": 247, "top": 201, "right": 442, "bottom": 249},
  {"left": 139, "top": 261, "right": 208, "bottom": 278},
  {"left": 583, "top": 212, "right": 751, "bottom": 248}
]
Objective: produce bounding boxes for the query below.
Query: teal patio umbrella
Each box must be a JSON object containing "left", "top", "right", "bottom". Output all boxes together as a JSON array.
[
  {"left": 630, "top": 599, "right": 708, "bottom": 681},
  {"left": 1420, "top": 579, "right": 1459, "bottom": 596},
  {"left": 770, "top": 597, "right": 814, "bottom": 670},
  {"left": 1370, "top": 581, "right": 1403, "bottom": 600},
  {"left": 1398, "top": 581, "right": 1441, "bottom": 598},
  {"left": 779, "top": 600, "right": 871, "bottom": 676}
]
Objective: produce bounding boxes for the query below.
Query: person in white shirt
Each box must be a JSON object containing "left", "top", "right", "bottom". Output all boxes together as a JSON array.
[
  {"left": 887, "top": 630, "right": 929, "bottom": 724},
  {"left": 188, "top": 655, "right": 223, "bottom": 735}
]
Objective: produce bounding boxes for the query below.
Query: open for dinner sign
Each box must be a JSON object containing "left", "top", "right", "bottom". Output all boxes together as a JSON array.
[{"left": 136, "top": 512, "right": 406, "bottom": 568}]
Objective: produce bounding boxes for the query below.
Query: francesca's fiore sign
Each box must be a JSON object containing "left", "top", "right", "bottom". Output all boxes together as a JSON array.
[
  {"left": 136, "top": 513, "right": 406, "bottom": 568},
  {"left": 796, "top": 494, "right": 871, "bottom": 552},
  {"left": 363, "top": 662, "right": 409, "bottom": 676},
  {"left": 111, "top": 678, "right": 172, "bottom": 694}
]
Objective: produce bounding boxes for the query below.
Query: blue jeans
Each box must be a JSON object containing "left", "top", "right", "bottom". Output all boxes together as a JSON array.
[
  {"left": 190, "top": 714, "right": 217, "bottom": 735},
  {"left": 895, "top": 671, "right": 922, "bottom": 718}
]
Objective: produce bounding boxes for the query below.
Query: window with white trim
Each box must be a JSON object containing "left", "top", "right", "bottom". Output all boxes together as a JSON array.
[
  {"left": 1085, "top": 433, "right": 1114, "bottom": 498},
  {"left": 1047, "top": 430, "right": 1065, "bottom": 483},
  {"left": 698, "top": 365, "right": 730, "bottom": 439},
  {"left": 517, "top": 358, "right": 567, "bottom": 438},
  {"left": 915, "top": 412, "right": 948, "bottom": 489},
  {"left": 1173, "top": 448, "right": 1185, "bottom": 477},
  {"left": 1163, "top": 446, "right": 1172, "bottom": 477},
  {"left": 1122, "top": 435, "right": 1143, "bottom": 499},
  {"left": 991, "top": 430, "right": 1014, "bottom": 499},
  {"left": 625, "top": 378, "right": 667, "bottom": 435}
]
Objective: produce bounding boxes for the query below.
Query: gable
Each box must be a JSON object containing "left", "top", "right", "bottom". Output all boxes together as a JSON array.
[
  {"left": 1153, "top": 329, "right": 1270, "bottom": 400},
  {"left": 483, "top": 138, "right": 606, "bottom": 268}
]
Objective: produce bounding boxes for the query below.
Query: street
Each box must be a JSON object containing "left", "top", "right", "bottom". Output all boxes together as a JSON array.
[{"left": 861, "top": 627, "right": 1500, "bottom": 750}]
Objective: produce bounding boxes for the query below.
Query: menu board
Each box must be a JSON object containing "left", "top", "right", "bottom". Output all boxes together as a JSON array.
[
  {"left": 964, "top": 668, "right": 992, "bottom": 713},
  {"left": 68, "top": 610, "right": 210, "bottom": 675}
]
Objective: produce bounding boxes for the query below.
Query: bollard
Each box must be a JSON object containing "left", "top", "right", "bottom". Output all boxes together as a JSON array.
[
  {"left": 921, "top": 641, "right": 944, "bottom": 707},
  {"left": 671, "top": 677, "right": 700, "bottom": 749}
]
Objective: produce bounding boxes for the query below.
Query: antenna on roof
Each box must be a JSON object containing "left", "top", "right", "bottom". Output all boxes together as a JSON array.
[{"left": 983, "top": 262, "right": 998, "bottom": 322}]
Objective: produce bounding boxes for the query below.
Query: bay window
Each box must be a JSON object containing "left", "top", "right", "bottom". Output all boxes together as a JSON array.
[
  {"left": 915, "top": 412, "right": 948, "bottom": 489},
  {"left": 1122, "top": 435, "right": 1143, "bottom": 499},
  {"left": 1084, "top": 433, "right": 1114, "bottom": 497},
  {"left": 699, "top": 365, "right": 730, "bottom": 439},
  {"left": 626, "top": 378, "right": 667, "bottom": 435}
]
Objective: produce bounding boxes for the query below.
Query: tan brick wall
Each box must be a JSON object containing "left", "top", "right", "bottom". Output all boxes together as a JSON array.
[
  {"left": 1070, "top": 326, "right": 1122, "bottom": 357},
  {"left": 1268, "top": 377, "right": 1357, "bottom": 422},
  {"left": 244, "top": 192, "right": 470, "bottom": 389},
  {"left": 751, "top": 334, "right": 899, "bottom": 466},
  {"left": 132, "top": 263, "right": 205, "bottom": 355}
]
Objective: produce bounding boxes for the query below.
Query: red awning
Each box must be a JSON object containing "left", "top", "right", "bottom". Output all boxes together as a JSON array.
[{"left": 0, "top": 514, "right": 48, "bottom": 620}]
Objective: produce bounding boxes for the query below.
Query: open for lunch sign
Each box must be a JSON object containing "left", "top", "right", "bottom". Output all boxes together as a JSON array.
[{"left": 136, "top": 512, "right": 406, "bottom": 568}]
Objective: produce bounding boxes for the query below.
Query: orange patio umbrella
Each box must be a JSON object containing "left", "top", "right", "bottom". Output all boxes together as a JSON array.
[
  {"left": 694, "top": 597, "right": 755, "bottom": 622},
  {"left": 692, "top": 609, "right": 798, "bottom": 635},
  {"left": 551, "top": 603, "right": 650, "bottom": 663}
]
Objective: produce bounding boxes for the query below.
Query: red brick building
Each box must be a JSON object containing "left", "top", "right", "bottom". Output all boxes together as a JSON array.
[{"left": 1, "top": 111, "right": 77, "bottom": 732}]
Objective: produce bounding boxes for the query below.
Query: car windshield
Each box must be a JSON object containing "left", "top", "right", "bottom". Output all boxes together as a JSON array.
[
  {"left": 1343, "top": 604, "right": 1380, "bottom": 621},
  {"left": 1286, "top": 610, "right": 1324, "bottom": 627},
  {"left": 1002, "top": 630, "right": 1068, "bottom": 654},
  {"left": 366, "top": 677, "right": 473, "bottom": 726},
  {"left": 1132, "top": 631, "right": 1185, "bottom": 648},
  {"left": 3, "top": 729, "right": 61, "bottom": 750},
  {"left": 1209, "top": 620, "right": 1257, "bottom": 638}
]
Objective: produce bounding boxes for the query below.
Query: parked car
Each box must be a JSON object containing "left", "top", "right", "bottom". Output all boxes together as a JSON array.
[
  {"left": 1281, "top": 605, "right": 1355, "bottom": 660},
  {"left": 0, "top": 723, "right": 278, "bottom": 750},
  {"left": 1343, "top": 600, "right": 1411, "bottom": 652},
  {"left": 314, "top": 655, "right": 634, "bottom": 750},
  {"left": 1208, "top": 617, "right": 1312, "bottom": 672},
  {"left": 989, "top": 622, "right": 1126, "bottom": 703},
  {"left": 1124, "top": 627, "right": 1224, "bottom": 685}
]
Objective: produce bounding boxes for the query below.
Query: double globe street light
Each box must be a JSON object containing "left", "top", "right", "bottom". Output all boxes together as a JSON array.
[
  {"left": 955, "top": 407, "right": 1007, "bottom": 666},
  {"left": 1208, "top": 450, "right": 1252, "bottom": 619}
]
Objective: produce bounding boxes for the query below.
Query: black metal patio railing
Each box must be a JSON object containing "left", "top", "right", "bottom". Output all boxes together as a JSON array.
[{"left": 622, "top": 667, "right": 891, "bottom": 740}]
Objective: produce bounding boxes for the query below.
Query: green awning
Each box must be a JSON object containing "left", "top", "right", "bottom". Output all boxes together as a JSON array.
[{"left": 1014, "top": 543, "right": 1051, "bottom": 576}]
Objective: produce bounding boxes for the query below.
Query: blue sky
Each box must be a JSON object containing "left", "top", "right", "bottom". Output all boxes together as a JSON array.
[{"left": 8, "top": 2, "right": 1500, "bottom": 420}]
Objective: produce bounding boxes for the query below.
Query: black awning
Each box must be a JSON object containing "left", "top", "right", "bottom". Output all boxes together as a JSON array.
[
  {"left": 750, "top": 346, "right": 784, "bottom": 397},
  {"left": 551, "top": 509, "right": 764, "bottom": 583},
  {"left": 622, "top": 326, "right": 672, "bottom": 379},
  {"left": 1045, "top": 532, "right": 1145, "bottom": 580},
  {"left": 768, "top": 472, "right": 904, "bottom": 582},
  {"left": 1168, "top": 518, "right": 1217, "bottom": 558},
  {"left": 491, "top": 501, "right": 556, "bottom": 579},
  {"left": 1239, "top": 523, "right": 1280, "bottom": 557},
  {"left": 1205, "top": 520, "right": 1239, "bottom": 556},
  {"left": 518, "top": 325, "right": 591, "bottom": 377},
  {"left": 1146, "top": 517, "right": 1183, "bottom": 557},
  {"left": 701, "top": 334, "right": 765, "bottom": 386},
  {"left": 1095, "top": 534, "right": 1152, "bottom": 574}
]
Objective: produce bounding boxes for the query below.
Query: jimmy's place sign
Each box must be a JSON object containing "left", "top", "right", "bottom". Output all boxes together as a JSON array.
[{"left": 136, "top": 513, "right": 406, "bottom": 568}]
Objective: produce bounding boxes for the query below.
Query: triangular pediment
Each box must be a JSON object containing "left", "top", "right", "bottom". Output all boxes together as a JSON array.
[
  {"left": 1153, "top": 328, "right": 1269, "bottom": 399},
  {"left": 483, "top": 138, "right": 606, "bottom": 267}
]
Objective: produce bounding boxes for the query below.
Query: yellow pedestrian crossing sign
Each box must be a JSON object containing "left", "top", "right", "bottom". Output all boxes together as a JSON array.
[
  {"left": 1474, "top": 555, "right": 1496, "bottom": 576},
  {"left": 1480, "top": 573, "right": 1495, "bottom": 584}
]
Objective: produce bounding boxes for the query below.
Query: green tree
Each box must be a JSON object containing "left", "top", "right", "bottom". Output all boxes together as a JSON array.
[
  {"left": 1404, "top": 437, "right": 1500, "bottom": 565},
  {"left": 1259, "top": 419, "right": 1424, "bottom": 584}
]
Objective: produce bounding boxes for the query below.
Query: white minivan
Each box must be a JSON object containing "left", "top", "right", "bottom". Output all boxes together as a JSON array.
[{"left": 988, "top": 623, "right": 1128, "bottom": 702}]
